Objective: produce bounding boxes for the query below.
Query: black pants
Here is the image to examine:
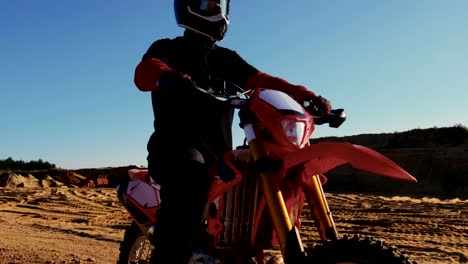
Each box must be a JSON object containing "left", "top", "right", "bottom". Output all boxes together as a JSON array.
[{"left": 148, "top": 145, "right": 212, "bottom": 264}]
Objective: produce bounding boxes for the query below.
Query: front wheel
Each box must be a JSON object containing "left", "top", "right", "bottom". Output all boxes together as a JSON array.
[
  {"left": 306, "top": 235, "right": 415, "bottom": 264},
  {"left": 117, "top": 221, "right": 154, "bottom": 264}
]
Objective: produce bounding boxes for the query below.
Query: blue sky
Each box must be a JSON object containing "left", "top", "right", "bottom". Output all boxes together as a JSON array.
[{"left": 1, "top": 1, "right": 467, "bottom": 169}]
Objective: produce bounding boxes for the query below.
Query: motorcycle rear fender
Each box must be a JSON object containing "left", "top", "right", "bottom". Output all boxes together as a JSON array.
[{"left": 282, "top": 142, "right": 417, "bottom": 182}]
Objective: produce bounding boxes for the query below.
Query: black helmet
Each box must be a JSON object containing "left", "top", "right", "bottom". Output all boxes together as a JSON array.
[{"left": 174, "top": 0, "right": 230, "bottom": 41}]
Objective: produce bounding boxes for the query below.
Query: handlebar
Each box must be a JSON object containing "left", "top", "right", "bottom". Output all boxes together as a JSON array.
[
  {"left": 158, "top": 77, "right": 346, "bottom": 128},
  {"left": 313, "top": 109, "right": 346, "bottom": 128}
]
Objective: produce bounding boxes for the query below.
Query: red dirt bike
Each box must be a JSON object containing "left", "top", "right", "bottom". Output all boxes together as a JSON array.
[{"left": 116, "top": 81, "right": 417, "bottom": 264}]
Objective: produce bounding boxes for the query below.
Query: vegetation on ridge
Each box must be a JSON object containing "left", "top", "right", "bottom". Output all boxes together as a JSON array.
[{"left": 0, "top": 157, "right": 56, "bottom": 171}]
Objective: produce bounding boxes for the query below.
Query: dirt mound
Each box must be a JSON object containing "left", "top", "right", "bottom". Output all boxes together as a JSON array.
[
  {"left": 40, "top": 175, "right": 65, "bottom": 188},
  {"left": 0, "top": 173, "right": 41, "bottom": 188},
  {"left": 73, "top": 165, "right": 138, "bottom": 187},
  {"left": 51, "top": 170, "right": 86, "bottom": 186},
  {"left": 0, "top": 172, "right": 66, "bottom": 188}
]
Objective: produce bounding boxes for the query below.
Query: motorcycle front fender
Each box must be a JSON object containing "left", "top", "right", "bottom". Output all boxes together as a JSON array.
[{"left": 282, "top": 142, "right": 417, "bottom": 182}]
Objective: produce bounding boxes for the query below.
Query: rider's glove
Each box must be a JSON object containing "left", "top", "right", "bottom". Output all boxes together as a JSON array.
[
  {"left": 157, "top": 70, "right": 194, "bottom": 92},
  {"left": 314, "top": 95, "right": 332, "bottom": 115},
  {"left": 304, "top": 93, "right": 332, "bottom": 116}
]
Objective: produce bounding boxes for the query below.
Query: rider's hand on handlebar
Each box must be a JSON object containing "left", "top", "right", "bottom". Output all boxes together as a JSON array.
[
  {"left": 314, "top": 95, "right": 332, "bottom": 115},
  {"left": 304, "top": 94, "right": 332, "bottom": 116},
  {"left": 157, "top": 70, "right": 194, "bottom": 92}
]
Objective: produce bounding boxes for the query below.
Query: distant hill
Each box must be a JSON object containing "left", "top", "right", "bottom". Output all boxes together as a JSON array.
[
  {"left": 311, "top": 125, "right": 467, "bottom": 149},
  {"left": 1, "top": 126, "right": 466, "bottom": 198},
  {"left": 311, "top": 125, "right": 467, "bottom": 198}
]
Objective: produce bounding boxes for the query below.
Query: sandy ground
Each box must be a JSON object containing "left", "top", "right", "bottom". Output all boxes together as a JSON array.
[{"left": 0, "top": 187, "right": 466, "bottom": 264}]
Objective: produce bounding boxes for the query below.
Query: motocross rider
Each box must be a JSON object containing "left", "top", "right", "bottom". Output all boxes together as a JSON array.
[{"left": 134, "top": 0, "right": 332, "bottom": 263}]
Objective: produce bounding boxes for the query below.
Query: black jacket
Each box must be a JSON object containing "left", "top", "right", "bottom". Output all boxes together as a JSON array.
[{"left": 142, "top": 33, "right": 258, "bottom": 163}]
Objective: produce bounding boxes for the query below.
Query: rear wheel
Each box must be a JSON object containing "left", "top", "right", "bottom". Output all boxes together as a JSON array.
[
  {"left": 306, "top": 235, "right": 415, "bottom": 264},
  {"left": 117, "top": 221, "right": 154, "bottom": 264}
]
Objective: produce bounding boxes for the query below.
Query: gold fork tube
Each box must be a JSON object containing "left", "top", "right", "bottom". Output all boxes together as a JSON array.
[
  {"left": 248, "top": 139, "right": 292, "bottom": 255},
  {"left": 304, "top": 174, "right": 339, "bottom": 241}
]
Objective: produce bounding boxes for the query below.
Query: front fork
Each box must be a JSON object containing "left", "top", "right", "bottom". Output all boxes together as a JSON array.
[
  {"left": 247, "top": 133, "right": 339, "bottom": 261},
  {"left": 304, "top": 173, "right": 340, "bottom": 242}
]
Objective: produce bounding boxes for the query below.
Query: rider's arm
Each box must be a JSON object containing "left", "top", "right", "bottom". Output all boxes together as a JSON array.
[
  {"left": 134, "top": 39, "right": 175, "bottom": 92},
  {"left": 134, "top": 58, "right": 173, "bottom": 92}
]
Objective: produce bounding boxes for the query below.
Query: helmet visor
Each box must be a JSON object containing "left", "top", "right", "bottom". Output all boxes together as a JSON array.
[{"left": 190, "top": 0, "right": 229, "bottom": 21}]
